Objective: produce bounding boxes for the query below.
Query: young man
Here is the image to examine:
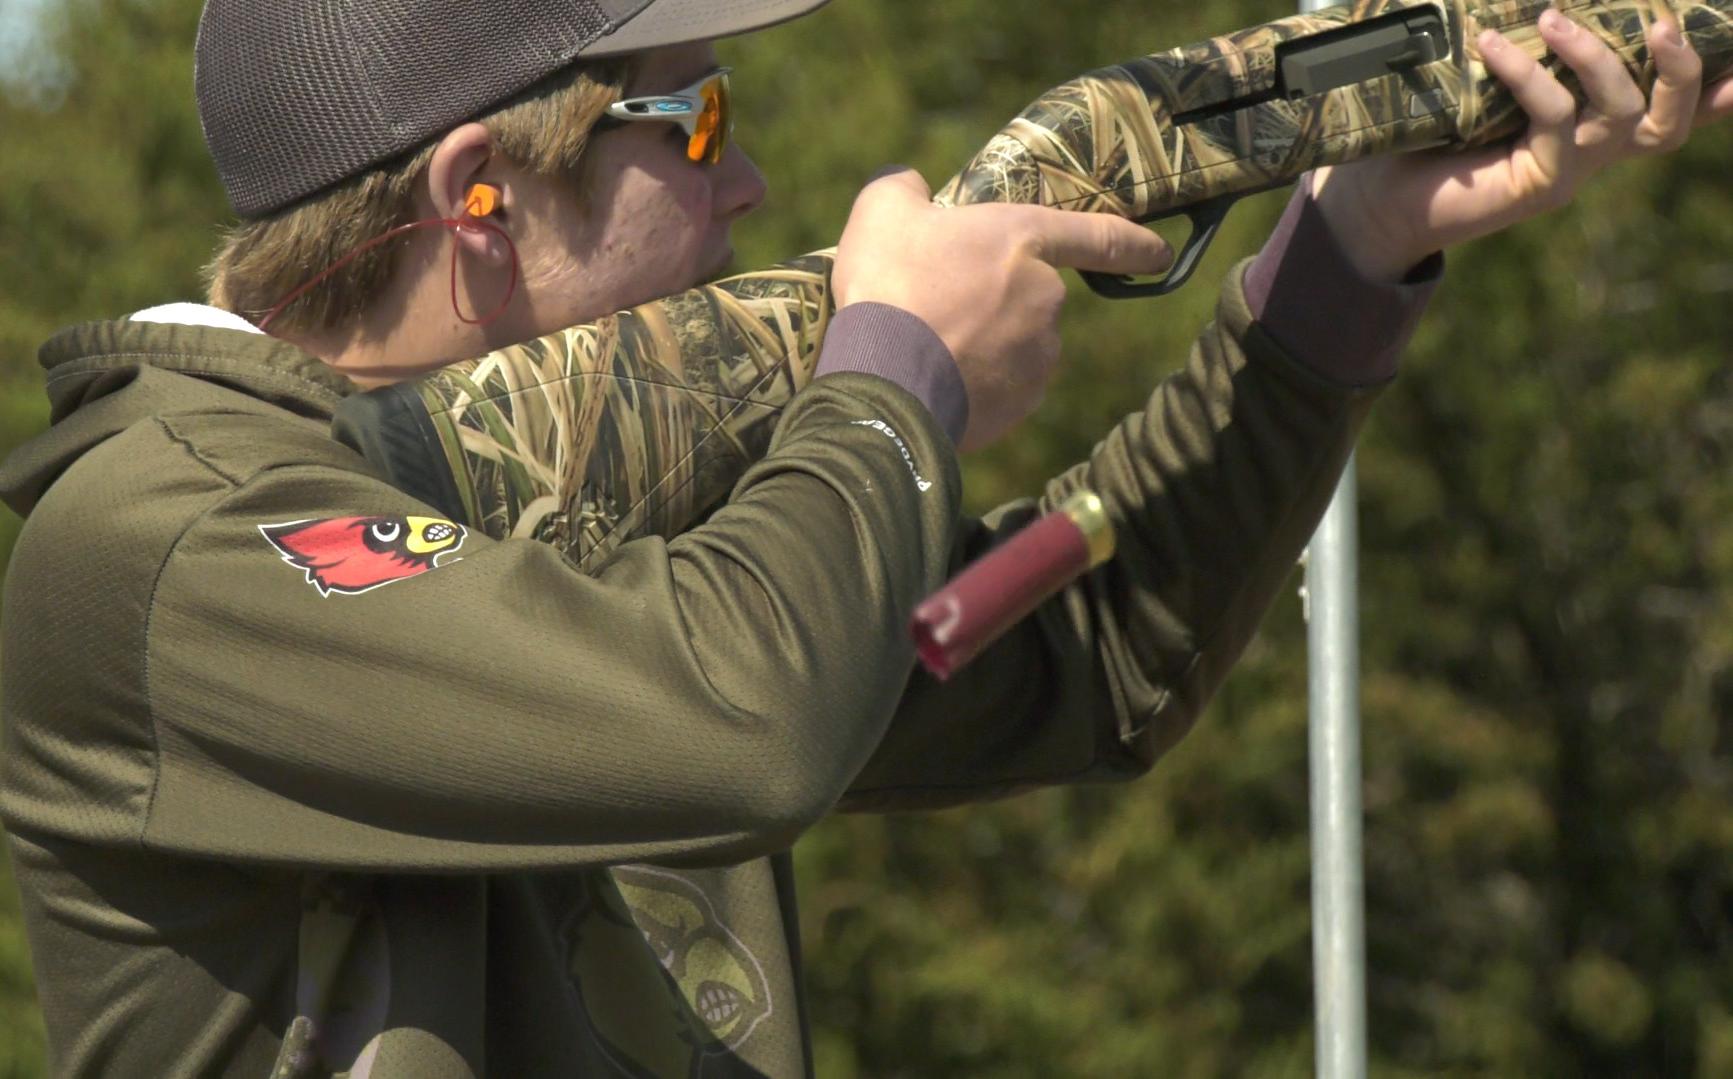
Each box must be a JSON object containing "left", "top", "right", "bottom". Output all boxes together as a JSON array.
[{"left": 1, "top": 0, "right": 1726, "bottom": 1074}]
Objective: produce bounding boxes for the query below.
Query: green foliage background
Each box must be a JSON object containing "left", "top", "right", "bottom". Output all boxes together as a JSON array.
[{"left": 3, "top": 0, "right": 1732, "bottom": 1075}]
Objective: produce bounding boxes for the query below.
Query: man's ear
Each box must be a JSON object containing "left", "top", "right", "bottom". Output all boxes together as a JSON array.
[{"left": 428, "top": 123, "right": 511, "bottom": 267}]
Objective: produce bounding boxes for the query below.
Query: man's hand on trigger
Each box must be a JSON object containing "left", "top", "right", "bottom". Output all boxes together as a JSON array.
[
  {"left": 1312, "top": 15, "right": 1733, "bottom": 283},
  {"left": 832, "top": 167, "right": 1172, "bottom": 453}
]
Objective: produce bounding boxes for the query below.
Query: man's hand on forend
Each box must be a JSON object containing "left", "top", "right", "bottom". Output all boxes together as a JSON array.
[{"left": 1313, "top": 14, "right": 1733, "bottom": 282}]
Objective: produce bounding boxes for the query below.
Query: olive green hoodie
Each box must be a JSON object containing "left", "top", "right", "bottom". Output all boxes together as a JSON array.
[{"left": 0, "top": 263, "right": 1380, "bottom": 1076}]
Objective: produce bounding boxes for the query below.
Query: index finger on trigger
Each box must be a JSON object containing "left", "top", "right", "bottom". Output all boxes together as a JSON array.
[{"left": 1026, "top": 210, "right": 1173, "bottom": 275}]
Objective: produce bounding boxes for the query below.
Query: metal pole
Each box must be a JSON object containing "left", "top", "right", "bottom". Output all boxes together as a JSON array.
[
  {"left": 1298, "top": 1, "right": 1367, "bottom": 1072},
  {"left": 1305, "top": 456, "right": 1366, "bottom": 1079}
]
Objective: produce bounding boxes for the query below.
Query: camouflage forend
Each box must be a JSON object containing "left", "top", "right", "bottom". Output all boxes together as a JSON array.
[
  {"left": 335, "top": 0, "right": 1733, "bottom": 566},
  {"left": 935, "top": 0, "right": 1733, "bottom": 216}
]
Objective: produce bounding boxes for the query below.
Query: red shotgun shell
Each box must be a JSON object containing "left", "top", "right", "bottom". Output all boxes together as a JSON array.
[{"left": 910, "top": 490, "right": 1116, "bottom": 680}]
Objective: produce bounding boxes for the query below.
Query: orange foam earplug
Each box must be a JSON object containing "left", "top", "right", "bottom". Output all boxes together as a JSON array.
[{"left": 464, "top": 183, "right": 501, "bottom": 218}]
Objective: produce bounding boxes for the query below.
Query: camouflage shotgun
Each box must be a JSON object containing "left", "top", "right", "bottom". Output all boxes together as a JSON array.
[{"left": 334, "top": 0, "right": 1733, "bottom": 572}]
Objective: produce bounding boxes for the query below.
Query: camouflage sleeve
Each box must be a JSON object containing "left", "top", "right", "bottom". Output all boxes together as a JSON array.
[
  {"left": 135, "top": 376, "right": 961, "bottom": 871},
  {"left": 837, "top": 256, "right": 1388, "bottom": 812}
]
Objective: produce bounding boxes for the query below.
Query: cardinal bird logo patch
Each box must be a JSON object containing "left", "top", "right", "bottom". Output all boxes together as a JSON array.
[{"left": 259, "top": 515, "right": 466, "bottom": 597}]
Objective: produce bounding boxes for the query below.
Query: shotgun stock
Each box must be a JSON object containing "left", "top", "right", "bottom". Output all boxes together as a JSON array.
[{"left": 334, "top": 0, "right": 1733, "bottom": 568}]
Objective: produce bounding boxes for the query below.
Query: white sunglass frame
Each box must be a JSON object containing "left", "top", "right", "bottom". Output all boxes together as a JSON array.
[{"left": 603, "top": 66, "right": 732, "bottom": 138}]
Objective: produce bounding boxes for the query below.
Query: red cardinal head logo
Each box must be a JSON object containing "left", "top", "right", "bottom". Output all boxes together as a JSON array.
[{"left": 259, "top": 515, "right": 466, "bottom": 596}]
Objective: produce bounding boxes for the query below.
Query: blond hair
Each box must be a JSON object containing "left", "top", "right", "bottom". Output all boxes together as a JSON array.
[{"left": 205, "top": 56, "right": 634, "bottom": 336}]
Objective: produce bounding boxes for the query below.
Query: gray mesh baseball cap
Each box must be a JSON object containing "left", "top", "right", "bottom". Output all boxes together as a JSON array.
[{"left": 196, "top": 0, "right": 831, "bottom": 219}]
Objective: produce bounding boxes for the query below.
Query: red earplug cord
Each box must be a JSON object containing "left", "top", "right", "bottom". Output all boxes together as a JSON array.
[{"left": 257, "top": 186, "right": 519, "bottom": 334}]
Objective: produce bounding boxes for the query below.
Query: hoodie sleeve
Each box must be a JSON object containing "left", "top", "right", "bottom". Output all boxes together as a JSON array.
[
  {"left": 838, "top": 251, "right": 1405, "bottom": 812},
  {"left": 3, "top": 373, "right": 958, "bottom": 873}
]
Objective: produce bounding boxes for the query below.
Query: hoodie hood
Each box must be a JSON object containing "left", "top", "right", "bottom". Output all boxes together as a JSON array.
[{"left": 0, "top": 318, "right": 356, "bottom": 518}]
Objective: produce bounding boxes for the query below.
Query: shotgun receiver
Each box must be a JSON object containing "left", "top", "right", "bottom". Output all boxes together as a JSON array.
[{"left": 334, "top": 0, "right": 1733, "bottom": 570}]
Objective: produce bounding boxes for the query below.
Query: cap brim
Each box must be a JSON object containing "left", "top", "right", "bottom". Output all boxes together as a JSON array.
[{"left": 580, "top": 0, "right": 833, "bottom": 57}]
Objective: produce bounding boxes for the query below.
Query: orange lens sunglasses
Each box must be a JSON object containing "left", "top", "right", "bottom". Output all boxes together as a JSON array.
[{"left": 600, "top": 67, "right": 732, "bottom": 165}]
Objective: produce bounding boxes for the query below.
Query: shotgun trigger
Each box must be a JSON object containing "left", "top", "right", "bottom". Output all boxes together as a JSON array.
[{"left": 1081, "top": 194, "right": 1239, "bottom": 300}]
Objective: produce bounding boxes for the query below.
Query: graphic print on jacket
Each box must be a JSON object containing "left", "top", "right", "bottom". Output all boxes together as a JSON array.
[
  {"left": 259, "top": 515, "right": 466, "bottom": 596},
  {"left": 566, "top": 867, "right": 773, "bottom": 1074}
]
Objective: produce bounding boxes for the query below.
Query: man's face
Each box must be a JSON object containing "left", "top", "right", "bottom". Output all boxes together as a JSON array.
[{"left": 515, "top": 43, "right": 768, "bottom": 327}]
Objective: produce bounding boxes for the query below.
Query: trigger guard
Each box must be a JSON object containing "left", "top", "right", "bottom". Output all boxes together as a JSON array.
[{"left": 1081, "top": 194, "right": 1240, "bottom": 300}]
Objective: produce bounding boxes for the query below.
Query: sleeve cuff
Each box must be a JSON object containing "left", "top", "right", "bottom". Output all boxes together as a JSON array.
[
  {"left": 814, "top": 302, "right": 969, "bottom": 445},
  {"left": 1243, "top": 173, "right": 1442, "bottom": 387}
]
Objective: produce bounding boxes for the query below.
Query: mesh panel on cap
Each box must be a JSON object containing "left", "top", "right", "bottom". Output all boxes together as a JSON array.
[
  {"left": 197, "top": 0, "right": 382, "bottom": 218},
  {"left": 356, "top": 0, "right": 608, "bottom": 142},
  {"left": 196, "top": 0, "right": 831, "bottom": 218},
  {"left": 197, "top": 0, "right": 612, "bottom": 218}
]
